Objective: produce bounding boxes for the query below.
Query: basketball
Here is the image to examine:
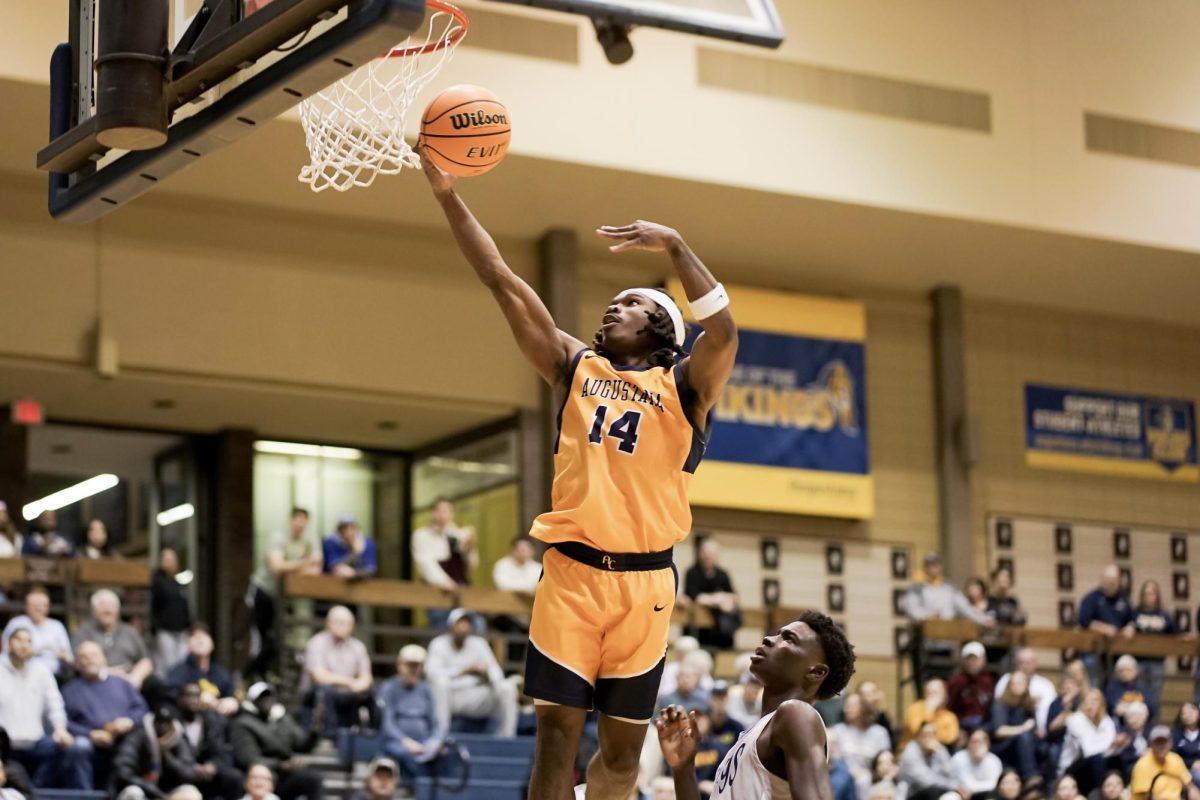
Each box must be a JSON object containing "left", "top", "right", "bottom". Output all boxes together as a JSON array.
[{"left": 419, "top": 85, "right": 512, "bottom": 177}]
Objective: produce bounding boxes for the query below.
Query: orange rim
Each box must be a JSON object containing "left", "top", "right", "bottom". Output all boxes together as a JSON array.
[{"left": 385, "top": 0, "right": 469, "bottom": 58}]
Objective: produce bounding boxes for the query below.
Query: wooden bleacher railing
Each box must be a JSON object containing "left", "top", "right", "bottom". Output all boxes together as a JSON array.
[
  {"left": 278, "top": 573, "right": 789, "bottom": 687},
  {"left": 915, "top": 618, "right": 1199, "bottom": 657},
  {"left": 0, "top": 556, "right": 152, "bottom": 630},
  {"left": 898, "top": 619, "right": 1198, "bottom": 707},
  {"left": 283, "top": 573, "right": 779, "bottom": 632},
  {"left": 0, "top": 556, "right": 151, "bottom": 588}
]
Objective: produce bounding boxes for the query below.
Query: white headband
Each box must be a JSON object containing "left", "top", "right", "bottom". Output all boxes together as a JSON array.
[{"left": 620, "top": 288, "right": 686, "bottom": 348}]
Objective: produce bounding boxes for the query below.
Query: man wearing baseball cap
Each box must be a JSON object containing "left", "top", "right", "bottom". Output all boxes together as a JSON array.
[
  {"left": 426, "top": 610, "right": 517, "bottom": 737},
  {"left": 903, "top": 553, "right": 995, "bottom": 626},
  {"left": 378, "top": 645, "right": 442, "bottom": 788},
  {"left": 946, "top": 641, "right": 995, "bottom": 730},
  {"left": 1130, "top": 725, "right": 1192, "bottom": 800},
  {"left": 349, "top": 758, "right": 400, "bottom": 800}
]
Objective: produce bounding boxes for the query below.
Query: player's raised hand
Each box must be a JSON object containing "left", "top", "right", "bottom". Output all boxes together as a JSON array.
[
  {"left": 417, "top": 141, "right": 457, "bottom": 197},
  {"left": 597, "top": 220, "right": 680, "bottom": 253},
  {"left": 656, "top": 705, "right": 701, "bottom": 768}
]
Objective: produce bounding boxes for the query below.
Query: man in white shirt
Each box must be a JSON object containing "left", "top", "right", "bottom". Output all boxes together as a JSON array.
[
  {"left": 425, "top": 609, "right": 516, "bottom": 737},
  {"left": 411, "top": 499, "right": 477, "bottom": 629},
  {"left": 492, "top": 536, "right": 541, "bottom": 595},
  {"left": 2, "top": 586, "right": 72, "bottom": 677},
  {"left": 0, "top": 625, "right": 92, "bottom": 789},
  {"left": 491, "top": 536, "right": 541, "bottom": 659},
  {"left": 994, "top": 647, "right": 1058, "bottom": 735}
]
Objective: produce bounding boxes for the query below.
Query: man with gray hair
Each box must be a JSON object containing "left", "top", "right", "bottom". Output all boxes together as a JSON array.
[
  {"left": 74, "top": 589, "right": 154, "bottom": 690},
  {"left": 2, "top": 586, "right": 73, "bottom": 677},
  {"left": 301, "top": 605, "right": 373, "bottom": 735},
  {"left": 62, "top": 640, "right": 149, "bottom": 789},
  {"left": 1105, "top": 654, "right": 1154, "bottom": 722}
]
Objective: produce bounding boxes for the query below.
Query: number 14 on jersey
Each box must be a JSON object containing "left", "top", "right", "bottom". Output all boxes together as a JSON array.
[{"left": 588, "top": 405, "right": 642, "bottom": 454}]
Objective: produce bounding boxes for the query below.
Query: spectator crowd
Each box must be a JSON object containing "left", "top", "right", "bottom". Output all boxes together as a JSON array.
[{"left": 3, "top": 502, "right": 1198, "bottom": 800}]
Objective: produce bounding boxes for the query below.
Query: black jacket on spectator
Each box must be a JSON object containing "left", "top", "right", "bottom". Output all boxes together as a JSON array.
[
  {"left": 182, "top": 710, "right": 234, "bottom": 769},
  {"left": 113, "top": 718, "right": 200, "bottom": 798},
  {"left": 683, "top": 564, "right": 740, "bottom": 649},
  {"left": 987, "top": 595, "right": 1026, "bottom": 626},
  {"left": 151, "top": 570, "right": 192, "bottom": 635},
  {"left": 228, "top": 705, "right": 318, "bottom": 772}
]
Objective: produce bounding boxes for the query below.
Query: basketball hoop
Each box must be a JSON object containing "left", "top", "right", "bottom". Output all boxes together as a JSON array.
[{"left": 297, "top": 0, "right": 468, "bottom": 192}]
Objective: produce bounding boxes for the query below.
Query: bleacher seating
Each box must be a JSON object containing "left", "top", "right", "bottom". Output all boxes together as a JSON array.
[
  {"left": 38, "top": 791, "right": 108, "bottom": 800},
  {"left": 336, "top": 730, "right": 532, "bottom": 800}
]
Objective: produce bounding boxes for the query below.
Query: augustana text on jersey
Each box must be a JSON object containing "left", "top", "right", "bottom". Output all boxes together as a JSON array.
[{"left": 580, "top": 377, "right": 667, "bottom": 412}]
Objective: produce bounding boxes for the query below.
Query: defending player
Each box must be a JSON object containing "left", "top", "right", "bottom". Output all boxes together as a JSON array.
[
  {"left": 657, "top": 612, "right": 857, "bottom": 799},
  {"left": 418, "top": 143, "right": 738, "bottom": 799}
]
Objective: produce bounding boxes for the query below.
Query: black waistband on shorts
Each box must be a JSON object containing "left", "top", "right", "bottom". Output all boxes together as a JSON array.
[{"left": 551, "top": 541, "right": 674, "bottom": 572}]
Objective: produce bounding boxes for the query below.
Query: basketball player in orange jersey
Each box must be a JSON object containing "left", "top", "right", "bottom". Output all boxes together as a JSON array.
[
  {"left": 657, "top": 612, "right": 856, "bottom": 799},
  {"left": 418, "top": 143, "right": 738, "bottom": 799}
]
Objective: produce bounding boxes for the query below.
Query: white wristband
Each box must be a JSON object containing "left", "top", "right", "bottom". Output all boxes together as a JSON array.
[{"left": 689, "top": 283, "right": 729, "bottom": 320}]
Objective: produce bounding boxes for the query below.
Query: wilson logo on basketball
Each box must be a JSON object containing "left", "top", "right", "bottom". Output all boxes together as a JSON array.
[{"left": 449, "top": 110, "right": 509, "bottom": 130}]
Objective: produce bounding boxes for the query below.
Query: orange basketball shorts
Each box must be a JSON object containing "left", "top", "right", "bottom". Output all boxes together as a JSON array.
[{"left": 524, "top": 541, "right": 678, "bottom": 723}]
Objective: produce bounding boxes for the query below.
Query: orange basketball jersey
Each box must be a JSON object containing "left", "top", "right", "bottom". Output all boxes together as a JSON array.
[{"left": 529, "top": 348, "right": 707, "bottom": 554}]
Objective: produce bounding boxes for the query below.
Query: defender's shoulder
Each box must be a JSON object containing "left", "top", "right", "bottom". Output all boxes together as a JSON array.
[{"left": 770, "top": 700, "right": 826, "bottom": 750}]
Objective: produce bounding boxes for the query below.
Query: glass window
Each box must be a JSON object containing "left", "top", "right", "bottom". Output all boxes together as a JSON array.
[
  {"left": 411, "top": 428, "right": 520, "bottom": 588},
  {"left": 252, "top": 441, "right": 404, "bottom": 580}
]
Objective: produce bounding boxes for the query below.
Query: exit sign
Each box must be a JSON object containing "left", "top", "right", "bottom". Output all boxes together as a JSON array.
[{"left": 11, "top": 399, "right": 44, "bottom": 425}]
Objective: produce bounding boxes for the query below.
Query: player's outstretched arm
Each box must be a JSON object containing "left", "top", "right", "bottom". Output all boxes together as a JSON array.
[
  {"left": 597, "top": 222, "right": 736, "bottom": 425},
  {"left": 773, "top": 700, "right": 833, "bottom": 800},
  {"left": 418, "top": 144, "right": 583, "bottom": 387},
  {"left": 656, "top": 706, "right": 703, "bottom": 800}
]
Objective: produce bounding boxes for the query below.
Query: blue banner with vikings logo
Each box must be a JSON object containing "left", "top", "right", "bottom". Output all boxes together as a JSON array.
[
  {"left": 671, "top": 282, "right": 873, "bottom": 518},
  {"left": 1025, "top": 384, "right": 1198, "bottom": 482}
]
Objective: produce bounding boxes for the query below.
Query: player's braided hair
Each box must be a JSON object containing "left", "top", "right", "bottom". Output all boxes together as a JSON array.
[
  {"left": 591, "top": 296, "right": 685, "bottom": 369},
  {"left": 797, "top": 609, "right": 856, "bottom": 700}
]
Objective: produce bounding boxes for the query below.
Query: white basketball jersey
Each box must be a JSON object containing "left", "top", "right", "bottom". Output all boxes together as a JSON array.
[{"left": 710, "top": 708, "right": 828, "bottom": 800}]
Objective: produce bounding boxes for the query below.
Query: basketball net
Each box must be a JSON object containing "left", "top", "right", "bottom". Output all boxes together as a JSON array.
[{"left": 297, "top": 1, "right": 468, "bottom": 192}]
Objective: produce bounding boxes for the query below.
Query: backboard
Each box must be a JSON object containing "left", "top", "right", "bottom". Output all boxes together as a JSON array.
[
  {"left": 488, "top": 0, "right": 785, "bottom": 50},
  {"left": 38, "top": 0, "right": 426, "bottom": 223}
]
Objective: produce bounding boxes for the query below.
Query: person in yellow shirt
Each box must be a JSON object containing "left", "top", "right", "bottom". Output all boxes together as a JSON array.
[
  {"left": 901, "top": 677, "right": 960, "bottom": 749},
  {"left": 1131, "top": 726, "right": 1196, "bottom": 800}
]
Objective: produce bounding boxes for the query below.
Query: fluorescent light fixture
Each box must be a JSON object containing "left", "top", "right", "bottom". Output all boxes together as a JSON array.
[
  {"left": 425, "top": 455, "right": 514, "bottom": 476},
  {"left": 175, "top": 569, "right": 194, "bottom": 586},
  {"left": 157, "top": 503, "right": 195, "bottom": 526},
  {"left": 254, "top": 441, "right": 363, "bottom": 460},
  {"left": 23, "top": 474, "right": 120, "bottom": 521}
]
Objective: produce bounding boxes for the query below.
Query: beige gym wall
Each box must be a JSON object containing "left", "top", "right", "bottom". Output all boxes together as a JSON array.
[
  {"left": 967, "top": 301, "right": 1200, "bottom": 574},
  {"left": 7, "top": 2, "right": 1200, "bottom": 253},
  {"left": 0, "top": 173, "right": 538, "bottom": 443}
]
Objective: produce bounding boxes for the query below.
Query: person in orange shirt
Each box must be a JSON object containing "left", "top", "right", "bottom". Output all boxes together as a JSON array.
[
  {"left": 901, "top": 677, "right": 960, "bottom": 749},
  {"left": 419, "top": 146, "right": 738, "bottom": 800}
]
